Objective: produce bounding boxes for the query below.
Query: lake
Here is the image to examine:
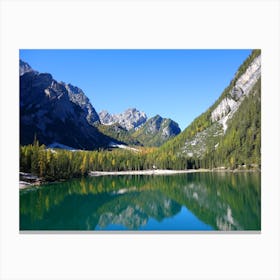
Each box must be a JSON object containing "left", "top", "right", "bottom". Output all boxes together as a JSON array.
[{"left": 20, "top": 172, "right": 261, "bottom": 231}]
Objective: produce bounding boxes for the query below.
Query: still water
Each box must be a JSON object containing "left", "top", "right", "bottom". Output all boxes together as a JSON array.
[{"left": 20, "top": 172, "right": 261, "bottom": 231}]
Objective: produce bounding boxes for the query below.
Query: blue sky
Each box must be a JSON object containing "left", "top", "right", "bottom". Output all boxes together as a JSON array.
[{"left": 20, "top": 49, "right": 252, "bottom": 130}]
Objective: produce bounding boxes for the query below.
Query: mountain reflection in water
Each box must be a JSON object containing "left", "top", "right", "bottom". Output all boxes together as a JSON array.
[{"left": 20, "top": 172, "right": 261, "bottom": 231}]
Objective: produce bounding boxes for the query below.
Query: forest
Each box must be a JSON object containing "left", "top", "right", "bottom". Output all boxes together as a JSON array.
[{"left": 20, "top": 141, "right": 190, "bottom": 181}]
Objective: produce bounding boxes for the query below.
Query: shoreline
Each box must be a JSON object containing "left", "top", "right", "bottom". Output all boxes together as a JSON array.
[
  {"left": 89, "top": 168, "right": 260, "bottom": 176},
  {"left": 89, "top": 169, "right": 210, "bottom": 176},
  {"left": 19, "top": 168, "right": 260, "bottom": 189}
]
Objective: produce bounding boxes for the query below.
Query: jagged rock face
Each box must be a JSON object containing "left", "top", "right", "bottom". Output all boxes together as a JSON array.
[
  {"left": 20, "top": 60, "right": 108, "bottom": 150},
  {"left": 64, "top": 83, "right": 100, "bottom": 125},
  {"left": 211, "top": 55, "right": 261, "bottom": 130},
  {"left": 99, "top": 108, "right": 147, "bottom": 131}
]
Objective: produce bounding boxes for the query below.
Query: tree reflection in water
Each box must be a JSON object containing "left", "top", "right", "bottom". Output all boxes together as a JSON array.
[{"left": 20, "top": 172, "right": 261, "bottom": 231}]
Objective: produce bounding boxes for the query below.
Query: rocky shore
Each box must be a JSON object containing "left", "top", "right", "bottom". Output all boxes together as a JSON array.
[{"left": 19, "top": 172, "right": 43, "bottom": 189}]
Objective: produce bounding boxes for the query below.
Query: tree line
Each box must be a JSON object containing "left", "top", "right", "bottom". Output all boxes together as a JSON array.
[{"left": 20, "top": 139, "right": 201, "bottom": 181}]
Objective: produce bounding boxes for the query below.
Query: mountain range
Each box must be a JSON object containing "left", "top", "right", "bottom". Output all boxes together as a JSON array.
[
  {"left": 20, "top": 49, "right": 261, "bottom": 171},
  {"left": 20, "top": 60, "right": 181, "bottom": 149},
  {"left": 98, "top": 109, "right": 181, "bottom": 147}
]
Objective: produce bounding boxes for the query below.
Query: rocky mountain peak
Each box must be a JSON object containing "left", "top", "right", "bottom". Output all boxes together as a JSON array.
[
  {"left": 20, "top": 59, "right": 34, "bottom": 76},
  {"left": 99, "top": 108, "right": 148, "bottom": 131}
]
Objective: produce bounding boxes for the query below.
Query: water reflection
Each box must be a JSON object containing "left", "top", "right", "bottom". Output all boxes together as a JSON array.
[{"left": 20, "top": 172, "right": 261, "bottom": 231}]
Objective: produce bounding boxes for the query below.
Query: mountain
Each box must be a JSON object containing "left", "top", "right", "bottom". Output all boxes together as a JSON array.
[
  {"left": 99, "top": 108, "right": 147, "bottom": 130},
  {"left": 99, "top": 109, "right": 181, "bottom": 146},
  {"left": 20, "top": 60, "right": 181, "bottom": 150},
  {"left": 20, "top": 60, "right": 111, "bottom": 150},
  {"left": 157, "top": 50, "right": 261, "bottom": 169},
  {"left": 131, "top": 115, "right": 181, "bottom": 147}
]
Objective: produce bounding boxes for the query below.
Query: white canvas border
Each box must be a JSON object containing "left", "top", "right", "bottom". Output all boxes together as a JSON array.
[{"left": 1, "top": 0, "right": 279, "bottom": 279}]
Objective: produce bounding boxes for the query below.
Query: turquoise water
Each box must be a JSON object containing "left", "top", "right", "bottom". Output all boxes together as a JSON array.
[{"left": 20, "top": 172, "right": 261, "bottom": 231}]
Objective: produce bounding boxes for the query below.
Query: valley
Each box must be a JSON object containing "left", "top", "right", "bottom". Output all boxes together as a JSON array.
[{"left": 20, "top": 50, "right": 261, "bottom": 181}]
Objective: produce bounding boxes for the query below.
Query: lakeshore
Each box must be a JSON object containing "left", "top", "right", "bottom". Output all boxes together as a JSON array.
[
  {"left": 89, "top": 169, "right": 210, "bottom": 176},
  {"left": 19, "top": 168, "right": 260, "bottom": 189}
]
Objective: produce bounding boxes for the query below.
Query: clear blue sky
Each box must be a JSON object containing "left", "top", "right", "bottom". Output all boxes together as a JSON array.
[{"left": 20, "top": 49, "right": 252, "bottom": 130}]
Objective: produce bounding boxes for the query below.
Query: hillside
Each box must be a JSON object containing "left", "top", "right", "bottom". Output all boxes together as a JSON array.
[{"left": 155, "top": 50, "right": 261, "bottom": 169}]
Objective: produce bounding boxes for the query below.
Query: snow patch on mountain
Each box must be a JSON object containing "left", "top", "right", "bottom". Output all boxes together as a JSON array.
[
  {"left": 109, "top": 142, "right": 139, "bottom": 152},
  {"left": 47, "top": 142, "right": 77, "bottom": 151}
]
